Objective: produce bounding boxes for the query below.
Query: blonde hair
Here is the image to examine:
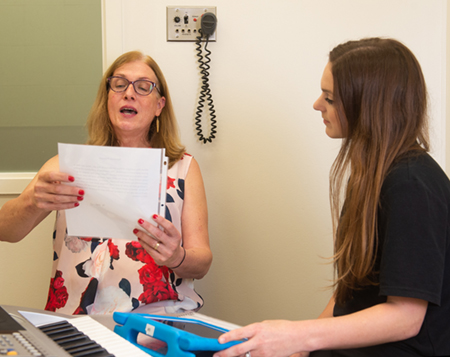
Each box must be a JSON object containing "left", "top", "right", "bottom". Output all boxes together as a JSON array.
[
  {"left": 329, "top": 38, "right": 429, "bottom": 305},
  {"left": 86, "top": 51, "right": 185, "bottom": 167}
]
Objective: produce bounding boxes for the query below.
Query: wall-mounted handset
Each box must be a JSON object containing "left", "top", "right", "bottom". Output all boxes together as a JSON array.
[{"left": 195, "top": 12, "right": 218, "bottom": 143}]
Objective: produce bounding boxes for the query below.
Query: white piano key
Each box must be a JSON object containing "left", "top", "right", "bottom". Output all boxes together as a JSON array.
[{"left": 70, "top": 316, "right": 151, "bottom": 357}]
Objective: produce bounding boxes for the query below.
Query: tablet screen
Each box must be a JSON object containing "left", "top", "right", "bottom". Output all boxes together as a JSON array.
[
  {"left": 136, "top": 317, "right": 225, "bottom": 356},
  {"left": 157, "top": 319, "right": 225, "bottom": 339}
]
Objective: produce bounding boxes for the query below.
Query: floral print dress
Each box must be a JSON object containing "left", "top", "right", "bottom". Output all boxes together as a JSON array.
[{"left": 44, "top": 153, "right": 204, "bottom": 315}]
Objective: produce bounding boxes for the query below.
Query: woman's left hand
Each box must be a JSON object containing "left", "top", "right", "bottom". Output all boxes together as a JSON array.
[
  {"left": 213, "top": 320, "right": 306, "bottom": 357},
  {"left": 133, "top": 214, "right": 185, "bottom": 268}
]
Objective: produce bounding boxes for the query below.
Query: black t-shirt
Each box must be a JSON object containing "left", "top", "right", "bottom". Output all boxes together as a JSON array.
[{"left": 311, "top": 153, "right": 450, "bottom": 356}]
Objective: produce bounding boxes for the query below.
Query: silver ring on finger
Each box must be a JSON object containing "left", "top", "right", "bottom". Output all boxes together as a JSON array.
[{"left": 245, "top": 352, "right": 251, "bottom": 357}]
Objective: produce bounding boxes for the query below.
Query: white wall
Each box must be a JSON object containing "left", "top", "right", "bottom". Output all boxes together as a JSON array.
[
  {"left": 0, "top": 0, "right": 446, "bottom": 327},
  {"left": 103, "top": 0, "right": 447, "bottom": 325}
]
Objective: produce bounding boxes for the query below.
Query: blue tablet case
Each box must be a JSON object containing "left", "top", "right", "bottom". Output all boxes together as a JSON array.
[{"left": 113, "top": 312, "right": 242, "bottom": 357}]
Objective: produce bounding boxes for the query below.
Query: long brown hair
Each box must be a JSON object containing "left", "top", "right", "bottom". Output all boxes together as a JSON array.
[
  {"left": 329, "top": 38, "right": 429, "bottom": 305},
  {"left": 86, "top": 51, "right": 185, "bottom": 167}
]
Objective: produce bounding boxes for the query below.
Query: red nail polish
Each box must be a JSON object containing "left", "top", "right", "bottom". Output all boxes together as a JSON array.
[
  {"left": 138, "top": 219, "right": 144, "bottom": 225},
  {"left": 74, "top": 202, "right": 79, "bottom": 207},
  {"left": 152, "top": 214, "right": 158, "bottom": 220},
  {"left": 77, "top": 196, "right": 84, "bottom": 201},
  {"left": 68, "top": 176, "right": 75, "bottom": 182},
  {"left": 133, "top": 228, "right": 139, "bottom": 234},
  {"left": 78, "top": 189, "right": 85, "bottom": 195}
]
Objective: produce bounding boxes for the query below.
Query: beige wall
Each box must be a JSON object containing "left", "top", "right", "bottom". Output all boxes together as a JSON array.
[
  {"left": 0, "top": 203, "right": 54, "bottom": 309},
  {"left": 0, "top": 0, "right": 447, "bottom": 328}
]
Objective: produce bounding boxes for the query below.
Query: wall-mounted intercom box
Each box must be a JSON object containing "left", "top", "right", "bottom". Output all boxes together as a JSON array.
[{"left": 166, "top": 6, "right": 217, "bottom": 42}]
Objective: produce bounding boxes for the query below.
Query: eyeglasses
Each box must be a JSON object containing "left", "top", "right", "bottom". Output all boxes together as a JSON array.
[{"left": 107, "top": 76, "right": 161, "bottom": 96}]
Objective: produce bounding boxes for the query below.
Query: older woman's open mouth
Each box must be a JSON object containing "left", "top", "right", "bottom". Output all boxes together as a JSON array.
[{"left": 120, "top": 106, "right": 138, "bottom": 115}]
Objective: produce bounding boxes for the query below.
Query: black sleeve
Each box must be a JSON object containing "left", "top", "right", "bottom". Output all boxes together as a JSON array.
[{"left": 378, "top": 176, "right": 447, "bottom": 306}]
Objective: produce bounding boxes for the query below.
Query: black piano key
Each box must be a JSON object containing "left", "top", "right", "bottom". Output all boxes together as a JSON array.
[
  {"left": 65, "top": 340, "right": 98, "bottom": 354},
  {"left": 54, "top": 333, "right": 89, "bottom": 346},
  {"left": 39, "top": 320, "right": 71, "bottom": 332},
  {"left": 71, "top": 346, "right": 113, "bottom": 357},
  {"left": 88, "top": 351, "right": 115, "bottom": 357},
  {"left": 38, "top": 320, "right": 115, "bottom": 357},
  {"left": 46, "top": 325, "right": 78, "bottom": 336},
  {"left": 60, "top": 337, "right": 94, "bottom": 350},
  {"left": 53, "top": 331, "right": 85, "bottom": 342}
]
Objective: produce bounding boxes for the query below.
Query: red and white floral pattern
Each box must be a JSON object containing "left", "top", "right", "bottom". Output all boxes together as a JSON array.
[{"left": 45, "top": 154, "right": 203, "bottom": 315}]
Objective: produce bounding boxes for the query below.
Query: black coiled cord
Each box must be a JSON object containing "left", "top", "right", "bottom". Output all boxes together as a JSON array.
[{"left": 195, "top": 29, "right": 217, "bottom": 143}]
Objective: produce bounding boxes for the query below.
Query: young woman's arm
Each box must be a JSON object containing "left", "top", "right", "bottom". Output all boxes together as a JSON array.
[
  {"left": 286, "top": 297, "right": 337, "bottom": 357},
  {"left": 213, "top": 296, "right": 427, "bottom": 357}
]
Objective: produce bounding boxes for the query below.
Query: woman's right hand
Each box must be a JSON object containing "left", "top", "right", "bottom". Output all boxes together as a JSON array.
[
  {"left": 0, "top": 156, "right": 84, "bottom": 242},
  {"left": 31, "top": 171, "right": 85, "bottom": 211}
]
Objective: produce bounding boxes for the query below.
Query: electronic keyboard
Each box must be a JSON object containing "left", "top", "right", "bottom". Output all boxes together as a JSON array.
[{"left": 0, "top": 305, "right": 149, "bottom": 356}]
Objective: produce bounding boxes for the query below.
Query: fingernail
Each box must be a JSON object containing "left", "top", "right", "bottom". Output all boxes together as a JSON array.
[
  {"left": 133, "top": 228, "right": 139, "bottom": 234},
  {"left": 68, "top": 176, "right": 75, "bottom": 182},
  {"left": 77, "top": 196, "right": 84, "bottom": 201},
  {"left": 138, "top": 219, "right": 144, "bottom": 225},
  {"left": 78, "top": 189, "right": 85, "bottom": 195},
  {"left": 74, "top": 202, "right": 80, "bottom": 207},
  {"left": 152, "top": 214, "right": 158, "bottom": 220}
]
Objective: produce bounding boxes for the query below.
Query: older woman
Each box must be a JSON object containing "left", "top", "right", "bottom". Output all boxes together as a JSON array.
[{"left": 0, "top": 51, "right": 212, "bottom": 315}]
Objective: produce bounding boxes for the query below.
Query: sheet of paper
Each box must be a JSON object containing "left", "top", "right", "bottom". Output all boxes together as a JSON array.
[
  {"left": 58, "top": 143, "right": 168, "bottom": 240},
  {"left": 19, "top": 310, "right": 68, "bottom": 327}
]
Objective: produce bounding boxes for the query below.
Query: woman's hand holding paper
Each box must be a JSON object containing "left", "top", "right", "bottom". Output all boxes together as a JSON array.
[
  {"left": 32, "top": 171, "right": 85, "bottom": 211},
  {"left": 133, "top": 214, "right": 184, "bottom": 269}
]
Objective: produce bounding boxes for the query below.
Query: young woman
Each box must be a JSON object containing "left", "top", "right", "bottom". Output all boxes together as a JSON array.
[{"left": 214, "top": 38, "right": 450, "bottom": 357}]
